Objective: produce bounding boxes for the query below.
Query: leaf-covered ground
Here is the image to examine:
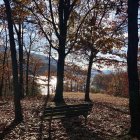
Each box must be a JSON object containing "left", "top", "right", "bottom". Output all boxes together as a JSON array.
[{"left": 0, "top": 93, "right": 134, "bottom": 140}]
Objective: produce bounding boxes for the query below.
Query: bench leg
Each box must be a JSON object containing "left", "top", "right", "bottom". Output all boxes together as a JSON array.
[
  {"left": 84, "top": 115, "right": 87, "bottom": 125},
  {"left": 48, "top": 120, "right": 52, "bottom": 139}
]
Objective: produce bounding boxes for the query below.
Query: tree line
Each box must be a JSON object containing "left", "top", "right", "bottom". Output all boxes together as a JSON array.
[{"left": 92, "top": 69, "right": 128, "bottom": 97}]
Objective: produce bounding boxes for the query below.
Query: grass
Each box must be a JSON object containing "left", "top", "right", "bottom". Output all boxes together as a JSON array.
[{"left": 64, "top": 92, "right": 128, "bottom": 106}]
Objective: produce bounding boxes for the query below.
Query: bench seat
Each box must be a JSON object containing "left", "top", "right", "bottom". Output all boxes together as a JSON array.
[{"left": 44, "top": 102, "right": 93, "bottom": 138}]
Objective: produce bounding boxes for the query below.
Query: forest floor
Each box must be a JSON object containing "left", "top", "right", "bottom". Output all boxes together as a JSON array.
[{"left": 0, "top": 92, "right": 135, "bottom": 140}]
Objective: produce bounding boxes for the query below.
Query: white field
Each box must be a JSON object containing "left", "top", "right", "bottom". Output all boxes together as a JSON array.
[{"left": 36, "top": 76, "right": 57, "bottom": 95}]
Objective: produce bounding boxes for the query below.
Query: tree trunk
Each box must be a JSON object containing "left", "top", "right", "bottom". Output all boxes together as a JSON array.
[
  {"left": 7, "top": 55, "right": 11, "bottom": 93},
  {"left": 4, "top": 80, "right": 7, "bottom": 96},
  {"left": 77, "top": 82, "right": 79, "bottom": 92},
  {"left": 85, "top": 52, "right": 94, "bottom": 101},
  {"left": 47, "top": 42, "right": 52, "bottom": 97},
  {"left": 53, "top": 0, "right": 69, "bottom": 102},
  {"left": 0, "top": 43, "right": 7, "bottom": 97},
  {"left": 127, "top": 0, "right": 140, "bottom": 137},
  {"left": 54, "top": 50, "right": 65, "bottom": 102},
  {"left": 31, "top": 76, "right": 35, "bottom": 96},
  {"left": 26, "top": 52, "right": 30, "bottom": 96},
  {"left": 71, "top": 79, "right": 73, "bottom": 92},
  {"left": 4, "top": 0, "right": 23, "bottom": 123},
  {"left": 18, "top": 23, "right": 24, "bottom": 98}
]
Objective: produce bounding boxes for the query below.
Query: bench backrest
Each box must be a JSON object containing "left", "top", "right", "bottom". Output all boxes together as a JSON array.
[{"left": 45, "top": 103, "right": 93, "bottom": 120}]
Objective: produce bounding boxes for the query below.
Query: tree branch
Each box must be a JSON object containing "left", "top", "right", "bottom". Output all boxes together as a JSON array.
[{"left": 48, "top": 0, "right": 60, "bottom": 39}]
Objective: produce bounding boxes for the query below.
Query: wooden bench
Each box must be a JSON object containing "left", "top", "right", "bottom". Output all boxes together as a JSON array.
[{"left": 44, "top": 102, "right": 93, "bottom": 137}]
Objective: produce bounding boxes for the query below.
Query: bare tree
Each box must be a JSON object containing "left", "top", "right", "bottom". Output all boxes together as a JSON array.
[
  {"left": 4, "top": 0, "right": 23, "bottom": 122},
  {"left": 127, "top": 0, "right": 140, "bottom": 137}
]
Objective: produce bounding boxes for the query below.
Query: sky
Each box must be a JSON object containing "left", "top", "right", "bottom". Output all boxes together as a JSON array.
[{"left": 0, "top": 0, "right": 3, "bottom": 4}]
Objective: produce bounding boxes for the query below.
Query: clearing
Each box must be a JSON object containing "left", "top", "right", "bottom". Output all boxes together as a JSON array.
[{"left": 0, "top": 92, "right": 131, "bottom": 140}]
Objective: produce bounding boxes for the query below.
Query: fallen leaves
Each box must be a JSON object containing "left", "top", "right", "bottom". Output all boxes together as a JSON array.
[{"left": 0, "top": 93, "right": 131, "bottom": 140}]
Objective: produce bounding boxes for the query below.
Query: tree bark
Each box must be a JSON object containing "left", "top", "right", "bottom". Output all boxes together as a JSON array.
[
  {"left": 47, "top": 40, "right": 52, "bottom": 97},
  {"left": 26, "top": 52, "right": 30, "bottom": 96},
  {"left": 17, "top": 23, "right": 24, "bottom": 98},
  {"left": 71, "top": 79, "right": 73, "bottom": 92},
  {"left": 54, "top": 50, "right": 65, "bottom": 102},
  {"left": 127, "top": 0, "right": 140, "bottom": 137},
  {"left": 25, "top": 42, "right": 32, "bottom": 96},
  {"left": 54, "top": 0, "right": 68, "bottom": 102},
  {"left": 85, "top": 52, "right": 93, "bottom": 101},
  {"left": 31, "top": 75, "right": 35, "bottom": 96},
  {"left": 7, "top": 54, "right": 11, "bottom": 93},
  {"left": 4, "top": 0, "right": 23, "bottom": 123},
  {"left": 0, "top": 41, "right": 7, "bottom": 97}
]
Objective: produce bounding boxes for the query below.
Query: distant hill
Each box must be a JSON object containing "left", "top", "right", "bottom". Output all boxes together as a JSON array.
[
  {"left": 31, "top": 53, "right": 57, "bottom": 66},
  {"left": 0, "top": 48, "right": 57, "bottom": 75},
  {"left": 29, "top": 53, "right": 57, "bottom": 75},
  {"left": 0, "top": 48, "right": 112, "bottom": 76}
]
